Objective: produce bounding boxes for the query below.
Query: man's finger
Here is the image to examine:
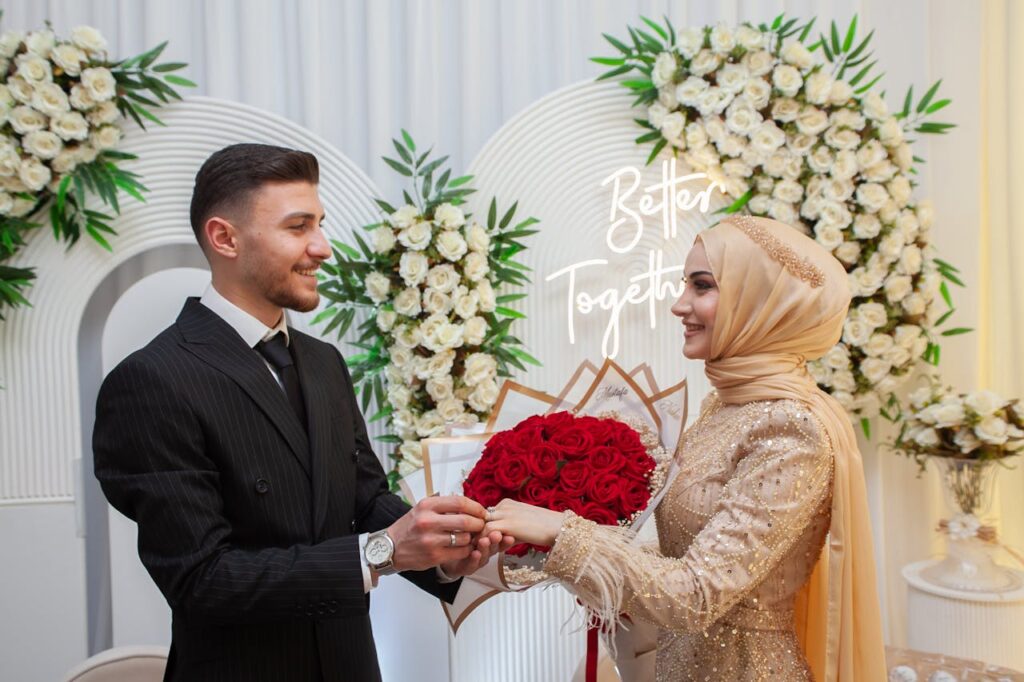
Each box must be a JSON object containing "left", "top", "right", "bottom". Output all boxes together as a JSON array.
[
  {"left": 428, "top": 512, "right": 485, "bottom": 533},
  {"left": 427, "top": 495, "right": 487, "bottom": 518}
]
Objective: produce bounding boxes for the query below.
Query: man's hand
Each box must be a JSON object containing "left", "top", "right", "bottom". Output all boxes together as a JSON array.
[
  {"left": 439, "top": 529, "right": 517, "bottom": 578},
  {"left": 387, "top": 495, "right": 488, "bottom": 572}
]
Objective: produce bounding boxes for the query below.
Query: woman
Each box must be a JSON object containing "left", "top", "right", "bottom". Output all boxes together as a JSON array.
[{"left": 484, "top": 215, "right": 886, "bottom": 681}]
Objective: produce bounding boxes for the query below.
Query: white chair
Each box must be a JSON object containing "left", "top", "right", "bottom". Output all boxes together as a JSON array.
[{"left": 63, "top": 645, "right": 168, "bottom": 682}]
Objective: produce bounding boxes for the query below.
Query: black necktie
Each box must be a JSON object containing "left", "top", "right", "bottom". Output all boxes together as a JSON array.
[{"left": 255, "top": 334, "right": 307, "bottom": 430}]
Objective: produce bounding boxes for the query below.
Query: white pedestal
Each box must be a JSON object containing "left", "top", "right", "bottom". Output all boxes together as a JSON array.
[{"left": 903, "top": 559, "right": 1024, "bottom": 672}]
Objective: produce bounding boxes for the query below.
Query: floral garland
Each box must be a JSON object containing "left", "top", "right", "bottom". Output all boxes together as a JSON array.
[
  {"left": 317, "top": 131, "right": 538, "bottom": 484},
  {"left": 596, "top": 15, "right": 969, "bottom": 434},
  {"left": 0, "top": 18, "right": 193, "bottom": 319}
]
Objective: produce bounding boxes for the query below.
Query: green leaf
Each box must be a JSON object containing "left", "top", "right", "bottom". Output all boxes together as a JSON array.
[
  {"left": 419, "top": 155, "right": 449, "bottom": 178},
  {"left": 901, "top": 85, "right": 914, "bottom": 118},
  {"left": 375, "top": 434, "right": 403, "bottom": 444},
  {"left": 401, "top": 129, "right": 416, "bottom": 152},
  {"left": 496, "top": 293, "right": 528, "bottom": 304},
  {"left": 591, "top": 56, "right": 626, "bottom": 66},
  {"left": 854, "top": 72, "right": 884, "bottom": 94},
  {"left": 382, "top": 157, "right": 413, "bottom": 177},
  {"left": 842, "top": 15, "right": 858, "bottom": 52},
  {"left": 635, "top": 130, "right": 662, "bottom": 144},
  {"left": 860, "top": 418, "right": 871, "bottom": 440},
  {"left": 448, "top": 174, "right": 473, "bottom": 188},
  {"left": 847, "top": 60, "right": 877, "bottom": 86},
  {"left": 771, "top": 13, "right": 784, "bottom": 30},
  {"left": 915, "top": 122, "right": 957, "bottom": 134},
  {"left": 152, "top": 61, "right": 187, "bottom": 72},
  {"left": 846, "top": 29, "right": 874, "bottom": 62},
  {"left": 645, "top": 137, "right": 667, "bottom": 166},
  {"left": 498, "top": 201, "right": 518, "bottom": 229},
  {"left": 925, "top": 98, "right": 951, "bottom": 115},
  {"left": 938, "top": 268, "right": 965, "bottom": 287},
  {"left": 934, "top": 258, "right": 960, "bottom": 273},
  {"left": 163, "top": 74, "right": 196, "bottom": 87},
  {"left": 621, "top": 78, "right": 654, "bottom": 91},
  {"left": 941, "top": 327, "right": 973, "bottom": 337},
  {"left": 509, "top": 347, "right": 541, "bottom": 366},
  {"left": 374, "top": 198, "right": 397, "bottom": 214},
  {"left": 139, "top": 40, "right": 168, "bottom": 69},
  {"left": 495, "top": 306, "right": 526, "bottom": 319},
  {"left": 392, "top": 138, "right": 413, "bottom": 164},
  {"left": 129, "top": 101, "right": 165, "bottom": 127},
  {"left": 830, "top": 21, "right": 841, "bottom": 55},
  {"left": 798, "top": 18, "right": 817, "bottom": 43},
  {"left": 715, "top": 189, "right": 754, "bottom": 215},
  {"left": 602, "top": 33, "right": 632, "bottom": 55},
  {"left": 934, "top": 308, "right": 955, "bottom": 326},
  {"left": 939, "top": 281, "right": 953, "bottom": 308},
  {"left": 819, "top": 34, "right": 834, "bottom": 62},
  {"left": 916, "top": 79, "right": 942, "bottom": 113},
  {"left": 487, "top": 198, "right": 497, "bottom": 231},
  {"left": 640, "top": 16, "right": 669, "bottom": 41}
]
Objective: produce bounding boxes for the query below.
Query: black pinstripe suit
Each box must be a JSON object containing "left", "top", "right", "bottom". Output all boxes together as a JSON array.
[{"left": 94, "top": 298, "right": 458, "bottom": 681}]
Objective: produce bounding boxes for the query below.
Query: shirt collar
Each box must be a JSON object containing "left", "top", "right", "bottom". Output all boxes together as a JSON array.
[{"left": 199, "top": 283, "right": 290, "bottom": 348}]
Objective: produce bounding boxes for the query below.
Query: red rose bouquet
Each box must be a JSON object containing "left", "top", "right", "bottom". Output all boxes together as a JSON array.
[{"left": 462, "top": 410, "right": 669, "bottom": 558}]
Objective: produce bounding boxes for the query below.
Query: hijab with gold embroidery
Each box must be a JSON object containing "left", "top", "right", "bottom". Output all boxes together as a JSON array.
[{"left": 696, "top": 215, "right": 886, "bottom": 682}]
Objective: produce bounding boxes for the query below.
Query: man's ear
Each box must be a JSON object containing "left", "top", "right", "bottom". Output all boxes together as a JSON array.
[{"left": 205, "top": 216, "right": 239, "bottom": 259}]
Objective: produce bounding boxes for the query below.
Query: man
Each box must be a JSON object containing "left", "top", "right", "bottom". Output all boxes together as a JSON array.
[{"left": 94, "top": 143, "right": 510, "bottom": 681}]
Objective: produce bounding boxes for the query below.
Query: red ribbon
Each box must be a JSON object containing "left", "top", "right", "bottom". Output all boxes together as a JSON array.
[{"left": 585, "top": 623, "right": 598, "bottom": 682}]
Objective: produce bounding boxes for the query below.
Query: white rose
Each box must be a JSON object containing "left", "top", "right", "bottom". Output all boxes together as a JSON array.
[
  {"left": 390, "top": 204, "right": 419, "bottom": 228},
  {"left": 702, "top": 115, "right": 727, "bottom": 142},
  {"left": 975, "top": 415, "right": 1009, "bottom": 445},
  {"left": 393, "top": 287, "right": 422, "bottom": 317},
  {"left": 677, "top": 27, "right": 704, "bottom": 58},
  {"left": 90, "top": 125, "right": 121, "bottom": 150},
  {"left": 436, "top": 229, "right": 468, "bottom": 262},
  {"left": 387, "top": 383, "right": 412, "bottom": 409},
  {"left": 933, "top": 399, "right": 966, "bottom": 428},
  {"left": 416, "top": 410, "right": 445, "bottom": 438},
  {"left": 375, "top": 309, "right": 397, "bottom": 332},
  {"left": 81, "top": 67, "right": 116, "bottom": 102},
  {"left": 422, "top": 287, "right": 452, "bottom": 315},
  {"left": 878, "top": 232, "right": 906, "bottom": 262},
  {"left": 953, "top": 428, "right": 982, "bottom": 454},
  {"left": 750, "top": 120, "right": 786, "bottom": 153},
  {"left": 833, "top": 390, "right": 855, "bottom": 409},
  {"left": 690, "top": 49, "right": 720, "bottom": 77},
  {"left": 9, "top": 106, "right": 46, "bottom": 137},
  {"left": 857, "top": 302, "right": 888, "bottom": 328},
  {"left": 25, "top": 30, "right": 56, "bottom": 57},
  {"left": 856, "top": 139, "right": 886, "bottom": 169},
  {"left": 768, "top": 199, "right": 796, "bottom": 224},
  {"left": 886, "top": 176, "right": 912, "bottom": 208},
  {"left": 884, "top": 274, "right": 913, "bottom": 303},
  {"left": 898, "top": 245, "right": 923, "bottom": 275},
  {"left": 863, "top": 92, "right": 889, "bottom": 121},
  {"left": 28, "top": 82, "right": 68, "bottom": 118},
  {"left": 647, "top": 102, "right": 668, "bottom": 129},
  {"left": 398, "top": 220, "right": 432, "bottom": 250},
  {"left": 475, "top": 279, "right": 496, "bottom": 312},
  {"left": 805, "top": 146, "right": 834, "bottom": 175},
  {"left": 772, "top": 64, "right": 802, "bottom": 97},
  {"left": 768, "top": 98, "right": 799, "bottom": 125},
  {"left": 22, "top": 130, "right": 62, "bottom": 160},
  {"left": 894, "top": 143, "right": 913, "bottom": 172},
  {"left": 843, "top": 318, "right": 872, "bottom": 347},
  {"left": 51, "top": 43, "right": 87, "bottom": 77},
  {"left": 736, "top": 25, "right": 765, "bottom": 50},
  {"left": 0, "top": 191, "right": 12, "bottom": 215},
  {"left": 426, "top": 375, "right": 454, "bottom": 402},
  {"left": 916, "top": 200, "right": 935, "bottom": 229},
  {"left": 877, "top": 117, "right": 904, "bottom": 146},
  {"left": 463, "top": 315, "right": 487, "bottom": 345},
  {"left": 424, "top": 319, "right": 464, "bottom": 352},
  {"left": 463, "top": 251, "right": 489, "bottom": 282},
  {"left": 852, "top": 213, "right": 882, "bottom": 239},
  {"left": 652, "top": 52, "right": 677, "bottom": 88},
  {"left": 69, "top": 84, "right": 95, "bottom": 111},
  {"left": 424, "top": 349, "right": 456, "bottom": 379},
  {"left": 834, "top": 241, "right": 861, "bottom": 265},
  {"left": 823, "top": 178, "right": 855, "bottom": 203},
  {"left": 660, "top": 111, "right": 686, "bottom": 141},
  {"left": 434, "top": 203, "right": 466, "bottom": 229},
  {"left": 780, "top": 40, "right": 813, "bottom": 69},
  {"left": 399, "top": 251, "right": 429, "bottom": 287},
  {"left": 88, "top": 100, "right": 120, "bottom": 126},
  {"left": 717, "top": 64, "right": 749, "bottom": 93},
  {"left": 823, "top": 344, "right": 851, "bottom": 370},
  {"left": 831, "top": 370, "right": 856, "bottom": 392},
  {"left": 829, "top": 81, "right": 853, "bottom": 105},
  {"left": 824, "top": 126, "right": 861, "bottom": 151},
  {"left": 965, "top": 390, "right": 1003, "bottom": 417},
  {"left": 797, "top": 108, "right": 829, "bottom": 137},
  {"left": 436, "top": 397, "right": 466, "bottom": 422},
  {"left": 463, "top": 352, "right": 497, "bottom": 386},
  {"left": 18, "top": 156, "right": 51, "bottom": 192},
  {"left": 908, "top": 385, "right": 933, "bottom": 410},
  {"left": 7, "top": 76, "right": 33, "bottom": 105},
  {"left": 883, "top": 345, "right": 911, "bottom": 367},
  {"left": 901, "top": 293, "right": 926, "bottom": 316},
  {"left": 464, "top": 222, "right": 490, "bottom": 253},
  {"left": 674, "top": 76, "right": 708, "bottom": 106},
  {"left": 859, "top": 357, "right": 892, "bottom": 384},
  {"left": 710, "top": 23, "right": 736, "bottom": 54},
  {"left": 818, "top": 200, "right": 852, "bottom": 228},
  {"left": 804, "top": 70, "right": 833, "bottom": 104},
  {"left": 0, "top": 31, "right": 23, "bottom": 58},
  {"left": 856, "top": 183, "right": 889, "bottom": 213},
  {"left": 371, "top": 227, "right": 397, "bottom": 254},
  {"left": 747, "top": 194, "right": 771, "bottom": 215},
  {"left": 453, "top": 290, "right": 479, "bottom": 319},
  {"left": 16, "top": 54, "right": 52, "bottom": 83},
  {"left": 468, "top": 379, "right": 500, "bottom": 412},
  {"left": 897, "top": 210, "right": 920, "bottom": 241},
  {"left": 71, "top": 25, "right": 108, "bottom": 53},
  {"left": 913, "top": 427, "right": 941, "bottom": 448},
  {"left": 364, "top": 271, "right": 392, "bottom": 303},
  {"left": 743, "top": 77, "right": 771, "bottom": 108},
  {"left": 865, "top": 333, "right": 894, "bottom": 357},
  {"left": 725, "top": 104, "right": 761, "bottom": 135},
  {"left": 425, "top": 263, "right": 458, "bottom": 293},
  {"left": 742, "top": 49, "right": 774, "bottom": 76},
  {"left": 659, "top": 86, "right": 678, "bottom": 109},
  {"left": 814, "top": 222, "right": 844, "bottom": 250},
  {"left": 717, "top": 135, "right": 745, "bottom": 159},
  {"left": 832, "top": 150, "right": 858, "bottom": 180},
  {"left": 863, "top": 161, "right": 896, "bottom": 183}
]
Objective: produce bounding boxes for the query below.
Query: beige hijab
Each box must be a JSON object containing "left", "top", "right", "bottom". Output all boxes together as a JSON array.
[{"left": 697, "top": 215, "right": 886, "bottom": 682}]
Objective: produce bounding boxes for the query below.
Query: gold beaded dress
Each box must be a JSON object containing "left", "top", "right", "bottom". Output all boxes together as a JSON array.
[{"left": 545, "top": 392, "right": 833, "bottom": 680}]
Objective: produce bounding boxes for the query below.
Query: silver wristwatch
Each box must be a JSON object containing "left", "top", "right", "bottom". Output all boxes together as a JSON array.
[{"left": 364, "top": 530, "right": 397, "bottom": 576}]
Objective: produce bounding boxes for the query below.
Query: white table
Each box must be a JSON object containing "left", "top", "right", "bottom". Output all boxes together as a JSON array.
[{"left": 903, "top": 559, "right": 1024, "bottom": 673}]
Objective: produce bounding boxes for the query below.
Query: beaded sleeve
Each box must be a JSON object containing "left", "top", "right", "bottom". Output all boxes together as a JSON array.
[{"left": 544, "top": 404, "right": 833, "bottom": 633}]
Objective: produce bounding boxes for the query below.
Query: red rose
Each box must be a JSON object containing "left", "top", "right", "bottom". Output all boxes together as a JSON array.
[
  {"left": 585, "top": 472, "right": 622, "bottom": 505},
  {"left": 515, "top": 414, "right": 546, "bottom": 432},
  {"left": 549, "top": 491, "right": 587, "bottom": 515},
  {"left": 551, "top": 426, "right": 595, "bottom": 458},
  {"left": 575, "top": 415, "right": 613, "bottom": 444},
  {"left": 525, "top": 443, "right": 560, "bottom": 480},
  {"left": 619, "top": 478, "right": 651, "bottom": 516},
  {"left": 465, "top": 479, "right": 504, "bottom": 508},
  {"left": 612, "top": 425, "right": 643, "bottom": 452},
  {"left": 519, "top": 477, "right": 553, "bottom": 507},
  {"left": 589, "top": 445, "right": 626, "bottom": 473},
  {"left": 494, "top": 453, "right": 530, "bottom": 491},
  {"left": 506, "top": 542, "right": 531, "bottom": 557},
  {"left": 579, "top": 501, "right": 619, "bottom": 526},
  {"left": 622, "top": 452, "right": 656, "bottom": 481},
  {"left": 558, "top": 460, "right": 590, "bottom": 497}
]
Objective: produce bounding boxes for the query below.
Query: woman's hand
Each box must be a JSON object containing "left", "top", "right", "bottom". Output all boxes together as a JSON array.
[{"left": 483, "top": 499, "right": 566, "bottom": 548}]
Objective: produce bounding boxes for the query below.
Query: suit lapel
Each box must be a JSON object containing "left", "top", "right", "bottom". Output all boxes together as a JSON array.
[
  {"left": 176, "top": 298, "right": 312, "bottom": 478},
  {"left": 291, "top": 332, "right": 337, "bottom": 538}
]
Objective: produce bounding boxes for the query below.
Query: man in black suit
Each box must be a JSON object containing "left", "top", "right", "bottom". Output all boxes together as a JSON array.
[{"left": 94, "top": 143, "right": 511, "bottom": 681}]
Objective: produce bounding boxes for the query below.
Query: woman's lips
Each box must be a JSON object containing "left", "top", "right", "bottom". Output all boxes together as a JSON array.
[{"left": 684, "top": 322, "right": 704, "bottom": 338}]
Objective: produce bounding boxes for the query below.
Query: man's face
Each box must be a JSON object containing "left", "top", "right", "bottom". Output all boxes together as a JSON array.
[{"left": 234, "top": 181, "right": 330, "bottom": 314}]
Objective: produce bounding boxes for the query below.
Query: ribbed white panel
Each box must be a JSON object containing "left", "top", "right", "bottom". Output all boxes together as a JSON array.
[
  {"left": 0, "top": 96, "right": 381, "bottom": 503},
  {"left": 450, "top": 587, "right": 587, "bottom": 682}
]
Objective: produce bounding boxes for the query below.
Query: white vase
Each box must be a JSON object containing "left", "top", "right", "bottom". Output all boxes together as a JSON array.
[{"left": 919, "top": 458, "right": 1022, "bottom": 593}]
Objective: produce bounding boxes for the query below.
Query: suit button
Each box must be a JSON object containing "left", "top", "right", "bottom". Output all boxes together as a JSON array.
[
  {"left": 351, "top": 450, "right": 359, "bottom": 462},
  {"left": 255, "top": 478, "right": 270, "bottom": 494},
  {"left": 350, "top": 520, "right": 356, "bottom": 532}
]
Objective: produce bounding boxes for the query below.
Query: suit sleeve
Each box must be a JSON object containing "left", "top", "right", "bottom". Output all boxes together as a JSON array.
[
  {"left": 94, "top": 355, "right": 369, "bottom": 625},
  {"left": 337, "top": 349, "right": 462, "bottom": 603}
]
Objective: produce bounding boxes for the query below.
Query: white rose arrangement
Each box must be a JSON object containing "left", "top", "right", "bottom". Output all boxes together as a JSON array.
[
  {"left": 597, "top": 14, "right": 968, "bottom": 435},
  {"left": 892, "top": 381, "right": 1024, "bottom": 471},
  {"left": 316, "top": 132, "right": 539, "bottom": 483},
  {"left": 0, "top": 17, "right": 194, "bottom": 319}
]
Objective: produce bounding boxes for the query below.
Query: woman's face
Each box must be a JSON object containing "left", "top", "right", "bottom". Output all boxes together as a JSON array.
[{"left": 671, "top": 240, "right": 718, "bottom": 360}]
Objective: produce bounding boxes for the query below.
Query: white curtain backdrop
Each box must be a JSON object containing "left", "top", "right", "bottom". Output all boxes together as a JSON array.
[{"left": 2, "top": 0, "right": 1013, "bottom": 663}]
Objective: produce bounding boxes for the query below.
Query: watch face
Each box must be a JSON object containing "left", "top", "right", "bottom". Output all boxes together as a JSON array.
[{"left": 366, "top": 536, "right": 392, "bottom": 565}]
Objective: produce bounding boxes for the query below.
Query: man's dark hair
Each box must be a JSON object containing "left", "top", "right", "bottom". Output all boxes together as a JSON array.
[{"left": 189, "top": 143, "right": 319, "bottom": 246}]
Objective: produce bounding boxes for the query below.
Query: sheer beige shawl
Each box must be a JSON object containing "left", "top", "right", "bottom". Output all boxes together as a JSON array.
[{"left": 698, "top": 215, "right": 886, "bottom": 682}]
